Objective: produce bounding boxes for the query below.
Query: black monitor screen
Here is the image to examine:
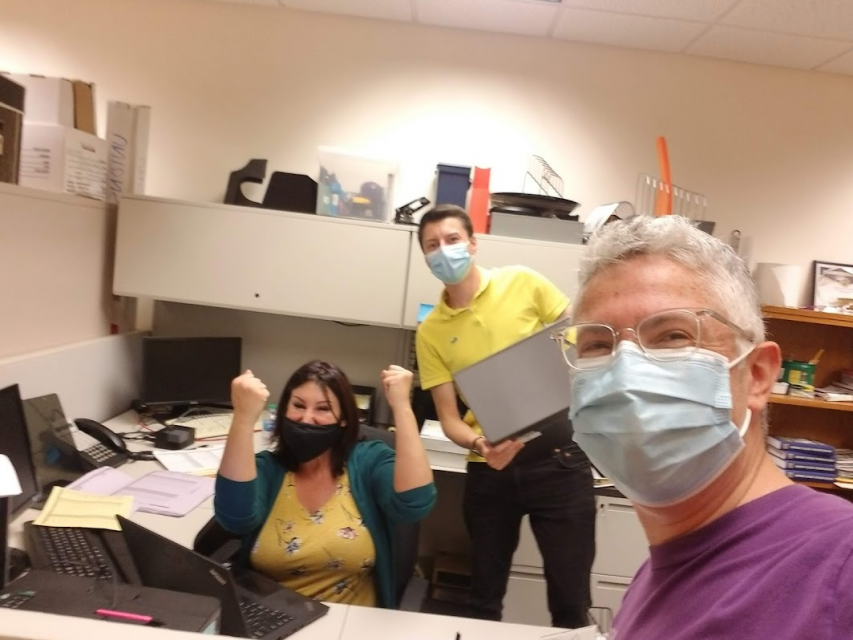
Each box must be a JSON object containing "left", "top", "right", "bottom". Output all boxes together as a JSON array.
[
  {"left": 0, "top": 384, "right": 39, "bottom": 515},
  {"left": 141, "top": 337, "right": 242, "bottom": 407}
]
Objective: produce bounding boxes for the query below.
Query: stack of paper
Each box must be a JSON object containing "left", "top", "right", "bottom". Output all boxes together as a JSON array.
[
  {"left": 153, "top": 445, "right": 225, "bottom": 476},
  {"left": 420, "top": 419, "right": 450, "bottom": 442},
  {"left": 33, "top": 486, "right": 133, "bottom": 531},
  {"left": 67, "top": 467, "right": 215, "bottom": 517}
]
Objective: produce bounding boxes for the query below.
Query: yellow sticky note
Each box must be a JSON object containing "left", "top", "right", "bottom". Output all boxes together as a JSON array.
[{"left": 33, "top": 486, "right": 133, "bottom": 531}]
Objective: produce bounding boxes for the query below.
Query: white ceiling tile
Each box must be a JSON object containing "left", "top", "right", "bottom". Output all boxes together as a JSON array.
[
  {"left": 687, "top": 25, "right": 852, "bottom": 70},
  {"left": 722, "top": 0, "right": 853, "bottom": 41},
  {"left": 558, "top": 0, "right": 740, "bottom": 23},
  {"left": 416, "top": 0, "right": 559, "bottom": 37},
  {"left": 816, "top": 48, "right": 853, "bottom": 75},
  {"left": 280, "top": 0, "right": 414, "bottom": 22},
  {"left": 553, "top": 9, "right": 707, "bottom": 53}
]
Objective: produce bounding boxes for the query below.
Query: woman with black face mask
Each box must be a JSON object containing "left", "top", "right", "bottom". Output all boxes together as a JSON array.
[{"left": 215, "top": 360, "right": 435, "bottom": 609}]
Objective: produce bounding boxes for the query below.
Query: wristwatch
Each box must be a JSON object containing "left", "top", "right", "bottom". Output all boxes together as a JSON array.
[{"left": 470, "top": 436, "right": 485, "bottom": 456}]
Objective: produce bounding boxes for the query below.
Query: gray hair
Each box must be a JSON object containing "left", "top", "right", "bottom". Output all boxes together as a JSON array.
[{"left": 575, "top": 215, "right": 765, "bottom": 343}]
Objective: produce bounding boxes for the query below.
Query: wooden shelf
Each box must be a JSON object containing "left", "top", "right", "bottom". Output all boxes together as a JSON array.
[
  {"left": 762, "top": 305, "right": 853, "bottom": 329},
  {"left": 769, "top": 394, "right": 853, "bottom": 412}
]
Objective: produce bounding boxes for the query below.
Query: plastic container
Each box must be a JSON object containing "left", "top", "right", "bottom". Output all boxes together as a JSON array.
[
  {"left": 435, "top": 163, "right": 471, "bottom": 208},
  {"left": 316, "top": 147, "right": 397, "bottom": 222},
  {"left": 781, "top": 360, "right": 816, "bottom": 387},
  {"left": 468, "top": 167, "right": 490, "bottom": 234},
  {"left": 262, "top": 403, "right": 277, "bottom": 432}
]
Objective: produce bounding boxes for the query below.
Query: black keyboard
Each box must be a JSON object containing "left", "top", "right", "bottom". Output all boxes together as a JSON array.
[
  {"left": 0, "top": 591, "right": 35, "bottom": 609},
  {"left": 239, "top": 596, "right": 294, "bottom": 639},
  {"left": 29, "top": 526, "right": 116, "bottom": 580}
]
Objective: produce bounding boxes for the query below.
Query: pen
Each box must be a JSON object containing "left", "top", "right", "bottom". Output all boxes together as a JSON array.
[{"left": 95, "top": 608, "right": 161, "bottom": 625}]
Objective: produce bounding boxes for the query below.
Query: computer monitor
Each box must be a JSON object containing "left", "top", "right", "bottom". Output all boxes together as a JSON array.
[
  {"left": 0, "top": 385, "right": 39, "bottom": 516},
  {"left": 140, "top": 337, "right": 242, "bottom": 411}
]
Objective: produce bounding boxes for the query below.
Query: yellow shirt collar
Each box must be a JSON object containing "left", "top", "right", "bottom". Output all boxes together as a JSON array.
[{"left": 436, "top": 266, "right": 491, "bottom": 318}]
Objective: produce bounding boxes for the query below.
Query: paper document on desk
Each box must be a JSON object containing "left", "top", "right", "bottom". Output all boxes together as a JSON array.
[
  {"left": 115, "top": 471, "right": 215, "bottom": 517},
  {"left": 153, "top": 445, "right": 225, "bottom": 475},
  {"left": 33, "top": 486, "right": 133, "bottom": 531},
  {"left": 420, "top": 419, "right": 450, "bottom": 442},
  {"left": 67, "top": 467, "right": 215, "bottom": 517}
]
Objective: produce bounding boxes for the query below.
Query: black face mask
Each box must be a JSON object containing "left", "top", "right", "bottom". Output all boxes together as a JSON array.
[{"left": 279, "top": 417, "right": 343, "bottom": 464}]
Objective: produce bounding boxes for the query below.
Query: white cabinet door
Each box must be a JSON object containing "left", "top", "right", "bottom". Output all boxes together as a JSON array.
[
  {"left": 511, "top": 515, "right": 544, "bottom": 571},
  {"left": 403, "top": 234, "right": 584, "bottom": 329},
  {"left": 114, "top": 196, "right": 411, "bottom": 327},
  {"left": 503, "top": 572, "right": 551, "bottom": 627},
  {"left": 590, "top": 573, "right": 632, "bottom": 620},
  {"left": 591, "top": 496, "right": 648, "bottom": 579}
]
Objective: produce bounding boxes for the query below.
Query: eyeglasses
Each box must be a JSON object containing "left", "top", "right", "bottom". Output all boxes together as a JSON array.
[{"left": 552, "top": 308, "right": 755, "bottom": 371}]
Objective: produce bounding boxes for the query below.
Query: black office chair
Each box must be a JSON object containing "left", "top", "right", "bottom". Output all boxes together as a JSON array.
[{"left": 193, "top": 424, "right": 423, "bottom": 609}]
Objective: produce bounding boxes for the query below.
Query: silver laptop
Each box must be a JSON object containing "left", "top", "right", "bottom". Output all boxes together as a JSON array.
[{"left": 452, "top": 318, "right": 573, "bottom": 444}]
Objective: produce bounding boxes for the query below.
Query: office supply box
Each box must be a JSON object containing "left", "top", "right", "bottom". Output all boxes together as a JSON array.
[
  {"left": 0, "top": 74, "right": 24, "bottom": 185},
  {"left": 105, "top": 101, "right": 150, "bottom": 204},
  {"left": 19, "top": 123, "right": 107, "bottom": 200}
]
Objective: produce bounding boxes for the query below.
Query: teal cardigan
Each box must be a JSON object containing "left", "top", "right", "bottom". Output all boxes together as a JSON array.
[{"left": 214, "top": 441, "right": 436, "bottom": 609}]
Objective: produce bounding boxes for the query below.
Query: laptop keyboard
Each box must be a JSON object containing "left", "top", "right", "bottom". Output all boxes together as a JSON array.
[
  {"left": 239, "top": 596, "right": 294, "bottom": 639},
  {"left": 0, "top": 592, "right": 35, "bottom": 609},
  {"left": 33, "top": 526, "right": 114, "bottom": 579}
]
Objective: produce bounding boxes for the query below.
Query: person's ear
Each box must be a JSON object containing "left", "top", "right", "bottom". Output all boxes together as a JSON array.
[
  {"left": 746, "top": 341, "right": 781, "bottom": 413},
  {"left": 468, "top": 235, "right": 478, "bottom": 257}
]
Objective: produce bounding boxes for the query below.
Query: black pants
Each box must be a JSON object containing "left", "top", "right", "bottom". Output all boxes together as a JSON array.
[{"left": 463, "top": 441, "right": 596, "bottom": 629}]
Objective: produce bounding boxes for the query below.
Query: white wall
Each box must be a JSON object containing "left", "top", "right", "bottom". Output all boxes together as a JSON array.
[{"left": 2, "top": 0, "right": 852, "bottom": 301}]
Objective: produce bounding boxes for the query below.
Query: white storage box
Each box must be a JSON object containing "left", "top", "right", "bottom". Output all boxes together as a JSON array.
[
  {"left": 316, "top": 147, "right": 397, "bottom": 222},
  {"left": 19, "top": 123, "right": 108, "bottom": 200},
  {"left": 105, "top": 101, "right": 151, "bottom": 204},
  {"left": 1, "top": 73, "right": 74, "bottom": 127}
]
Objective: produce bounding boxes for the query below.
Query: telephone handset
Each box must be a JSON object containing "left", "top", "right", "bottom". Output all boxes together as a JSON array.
[{"left": 51, "top": 419, "right": 131, "bottom": 469}]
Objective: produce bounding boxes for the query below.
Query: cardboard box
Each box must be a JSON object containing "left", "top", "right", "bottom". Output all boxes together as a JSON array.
[
  {"left": 19, "top": 123, "right": 108, "bottom": 200},
  {"left": 105, "top": 101, "right": 150, "bottom": 204},
  {"left": 0, "top": 74, "right": 25, "bottom": 184},
  {"left": 1, "top": 73, "right": 74, "bottom": 127},
  {"left": 71, "top": 80, "right": 96, "bottom": 135}
]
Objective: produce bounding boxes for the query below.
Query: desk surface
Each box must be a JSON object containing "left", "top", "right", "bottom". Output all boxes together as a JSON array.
[
  {"left": 0, "top": 604, "right": 596, "bottom": 640},
  {"left": 5, "top": 411, "right": 597, "bottom": 640}
]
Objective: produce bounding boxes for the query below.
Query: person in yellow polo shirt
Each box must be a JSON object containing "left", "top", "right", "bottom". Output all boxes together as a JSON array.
[{"left": 415, "top": 205, "right": 596, "bottom": 629}]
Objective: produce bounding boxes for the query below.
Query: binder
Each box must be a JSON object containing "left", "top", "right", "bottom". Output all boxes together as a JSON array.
[
  {"left": 770, "top": 456, "right": 836, "bottom": 473},
  {"left": 765, "top": 436, "right": 834, "bottom": 457}
]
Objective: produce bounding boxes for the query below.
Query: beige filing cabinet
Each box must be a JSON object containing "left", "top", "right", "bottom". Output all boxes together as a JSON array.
[
  {"left": 501, "top": 496, "right": 648, "bottom": 627},
  {"left": 402, "top": 233, "right": 585, "bottom": 329}
]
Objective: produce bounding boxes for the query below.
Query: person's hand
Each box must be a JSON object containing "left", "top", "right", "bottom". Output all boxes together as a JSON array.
[
  {"left": 231, "top": 370, "right": 270, "bottom": 424},
  {"left": 477, "top": 438, "right": 524, "bottom": 471},
  {"left": 381, "top": 365, "right": 413, "bottom": 410}
]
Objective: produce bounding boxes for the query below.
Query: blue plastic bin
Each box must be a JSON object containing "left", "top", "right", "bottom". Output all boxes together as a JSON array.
[{"left": 435, "top": 164, "right": 471, "bottom": 208}]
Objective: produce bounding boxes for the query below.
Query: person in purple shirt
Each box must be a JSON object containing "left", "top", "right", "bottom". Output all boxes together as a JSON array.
[{"left": 557, "top": 214, "right": 853, "bottom": 640}]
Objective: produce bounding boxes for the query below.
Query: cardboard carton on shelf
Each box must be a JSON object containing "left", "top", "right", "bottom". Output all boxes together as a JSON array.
[
  {"left": 0, "top": 73, "right": 97, "bottom": 134},
  {"left": 19, "top": 123, "right": 107, "bottom": 200},
  {"left": 105, "top": 101, "right": 150, "bottom": 204}
]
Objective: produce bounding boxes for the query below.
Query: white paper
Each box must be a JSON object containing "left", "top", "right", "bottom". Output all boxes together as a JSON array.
[
  {"left": 153, "top": 445, "right": 225, "bottom": 475},
  {"left": 420, "top": 419, "right": 450, "bottom": 441}
]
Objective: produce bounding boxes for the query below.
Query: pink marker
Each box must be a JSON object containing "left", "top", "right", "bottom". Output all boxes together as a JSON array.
[{"left": 95, "top": 608, "right": 154, "bottom": 624}]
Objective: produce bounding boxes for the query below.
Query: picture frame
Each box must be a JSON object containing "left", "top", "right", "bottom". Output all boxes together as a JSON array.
[{"left": 812, "top": 261, "right": 853, "bottom": 310}]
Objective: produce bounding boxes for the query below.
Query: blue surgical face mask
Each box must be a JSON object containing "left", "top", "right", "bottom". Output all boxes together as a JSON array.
[
  {"left": 569, "top": 341, "right": 753, "bottom": 507},
  {"left": 426, "top": 242, "right": 472, "bottom": 284}
]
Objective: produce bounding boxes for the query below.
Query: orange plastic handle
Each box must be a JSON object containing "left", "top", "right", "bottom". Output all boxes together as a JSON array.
[{"left": 655, "top": 136, "right": 672, "bottom": 216}]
